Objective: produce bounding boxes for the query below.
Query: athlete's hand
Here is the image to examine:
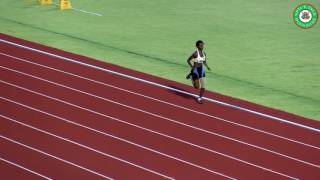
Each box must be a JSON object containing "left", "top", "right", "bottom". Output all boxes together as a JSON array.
[{"left": 207, "top": 67, "right": 211, "bottom": 71}]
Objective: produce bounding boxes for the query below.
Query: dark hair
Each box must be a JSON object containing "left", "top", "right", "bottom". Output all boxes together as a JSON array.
[{"left": 196, "top": 40, "right": 204, "bottom": 47}]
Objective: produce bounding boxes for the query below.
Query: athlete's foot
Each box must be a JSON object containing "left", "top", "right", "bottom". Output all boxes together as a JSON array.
[
  {"left": 186, "top": 73, "right": 191, "bottom": 79},
  {"left": 196, "top": 97, "right": 203, "bottom": 104}
]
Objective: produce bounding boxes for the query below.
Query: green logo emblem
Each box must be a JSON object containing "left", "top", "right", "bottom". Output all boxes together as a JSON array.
[{"left": 293, "top": 3, "right": 318, "bottom": 29}]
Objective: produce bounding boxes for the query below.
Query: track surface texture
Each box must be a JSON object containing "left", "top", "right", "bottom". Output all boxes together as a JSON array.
[{"left": 0, "top": 33, "right": 320, "bottom": 179}]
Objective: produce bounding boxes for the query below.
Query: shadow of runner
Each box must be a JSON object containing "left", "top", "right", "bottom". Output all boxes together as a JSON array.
[{"left": 166, "top": 85, "right": 195, "bottom": 100}]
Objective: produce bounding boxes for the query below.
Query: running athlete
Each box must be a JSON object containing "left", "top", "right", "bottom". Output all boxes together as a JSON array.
[{"left": 186, "top": 40, "right": 211, "bottom": 103}]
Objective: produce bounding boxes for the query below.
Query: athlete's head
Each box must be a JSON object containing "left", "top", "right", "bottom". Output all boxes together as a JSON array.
[{"left": 196, "top": 40, "right": 204, "bottom": 51}]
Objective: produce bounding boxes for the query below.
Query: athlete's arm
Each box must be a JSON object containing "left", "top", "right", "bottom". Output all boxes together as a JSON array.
[
  {"left": 204, "top": 61, "right": 211, "bottom": 71},
  {"left": 187, "top": 51, "right": 197, "bottom": 69},
  {"left": 203, "top": 52, "right": 211, "bottom": 71}
]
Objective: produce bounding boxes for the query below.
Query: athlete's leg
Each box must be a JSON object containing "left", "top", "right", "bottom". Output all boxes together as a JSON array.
[
  {"left": 191, "top": 68, "right": 200, "bottom": 89},
  {"left": 200, "top": 88, "right": 205, "bottom": 97},
  {"left": 187, "top": 60, "right": 195, "bottom": 79},
  {"left": 186, "top": 70, "right": 192, "bottom": 79},
  {"left": 199, "top": 77, "right": 206, "bottom": 97},
  {"left": 193, "top": 79, "right": 200, "bottom": 89},
  {"left": 196, "top": 76, "right": 206, "bottom": 103}
]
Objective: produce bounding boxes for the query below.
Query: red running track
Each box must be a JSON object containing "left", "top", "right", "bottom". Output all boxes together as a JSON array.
[{"left": 0, "top": 33, "right": 320, "bottom": 179}]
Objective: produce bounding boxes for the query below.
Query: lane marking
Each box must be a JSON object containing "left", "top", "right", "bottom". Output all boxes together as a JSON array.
[
  {"left": 1, "top": 66, "right": 319, "bottom": 169},
  {"left": 0, "top": 81, "right": 303, "bottom": 179},
  {"left": 0, "top": 38, "right": 319, "bottom": 133},
  {"left": 0, "top": 97, "right": 235, "bottom": 179},
  {"left": 0, "top": 114, "right": 173, "bottom": 180},
  {"left": 72, "top": 8, "right": 103, "bottom": 16},
  {"left": 52, "top": 3, "right": 103, "bottom": 16},
  {"left": 0, "top": 136, "right": 113, "bottom": 179},
  {"left": 0, "top": 97, "right": 293, "bottom": 180},
  {"left": 1, "top": 52, "right": 319, "bottom": 151},
  {"left": 0, "top": 157, "right": 53, "bottom": 180}
]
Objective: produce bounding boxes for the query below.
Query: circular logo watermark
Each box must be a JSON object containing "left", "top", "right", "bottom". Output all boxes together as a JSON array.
[{"left": 293, "top": 3, "right": 318, "bottom": 29}]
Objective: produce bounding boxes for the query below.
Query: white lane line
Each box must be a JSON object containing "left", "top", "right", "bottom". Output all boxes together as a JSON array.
[
  {"left": 52, "top": 3, "right": 103, "bottom": 16},
  {"left": 0, "top": 97, "right": 236, "bottom": 180},
  {"left": 0, "top": 157, "right": 52, "bottom": 180},
  {"left": 1, "top": 52, "right": 319, "bottom": 151},
  {"left": 0, "top": 114, "right": 173, "bottom": 180},
  {"left": 72, "top": 8, "right": 103, "bottom": 16},
  {"left": 1, "top": 66, "right": 319, "bottom": 169},
  {"left": 1, "top": 38, "right": 319, "bottom": 133},
  {"left": 0, "top": 83, "right": 301, "bottom": 180},
  {"left": 0, "top": 136, "right": 113, "bottom": 179},
  {"left": 0, "top": 52, "right": 320, "bottom": 150}
]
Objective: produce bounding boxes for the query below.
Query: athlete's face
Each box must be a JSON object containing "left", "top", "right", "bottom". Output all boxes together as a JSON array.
[{"left": 197, "top": 43, "right": 204, "bottom": 51}]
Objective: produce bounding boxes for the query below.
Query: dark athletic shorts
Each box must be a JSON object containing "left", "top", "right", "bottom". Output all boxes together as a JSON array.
[{"left": 192, "top": 66, "right": 205, "bottom": 80}]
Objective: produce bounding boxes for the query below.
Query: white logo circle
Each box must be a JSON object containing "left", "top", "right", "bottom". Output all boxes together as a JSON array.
[{"left": 299, "top": 10, "right": 313, "bottom": 23}]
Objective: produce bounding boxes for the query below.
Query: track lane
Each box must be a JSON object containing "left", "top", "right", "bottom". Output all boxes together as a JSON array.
[
  {"left": 1, "top": 55, "right": 319, "bottom": 167},
  {"left": 0, "top": 81, "right": 274, "bottom": 177},
  {"left": 0, "top": 157, "right": 51, "bottom": 180},
  {"left": 0, "top": 111, "right": 169, "bottom": 179},
  {"left": 0, "top": 42, "right": 319, "bottom": 148},
  {"left": 0, "top": 93, "right": 228, "bottom": 179},
  {"left": 1, "top": 65, "right": 318, "bottom": 177},
  {"left": 0, "top": 130, "right": 110, "bottom": 179}
]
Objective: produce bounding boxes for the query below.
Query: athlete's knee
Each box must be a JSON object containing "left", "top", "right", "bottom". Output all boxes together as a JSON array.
[{"left": 193, "top": 82, "right": 200, "bottom": 89}]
